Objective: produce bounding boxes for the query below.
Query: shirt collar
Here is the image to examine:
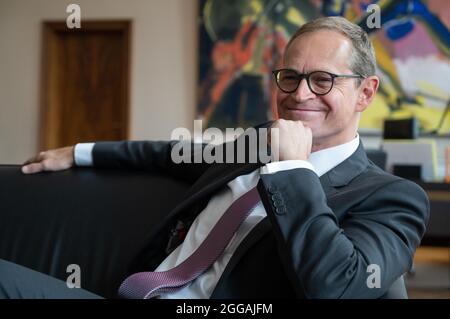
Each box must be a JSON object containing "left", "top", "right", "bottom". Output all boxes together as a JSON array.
[{"left": 308, "top": 134, "right": 360, "bottom": 177}]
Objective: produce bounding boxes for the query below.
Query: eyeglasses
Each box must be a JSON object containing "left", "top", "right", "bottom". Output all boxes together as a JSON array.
[{"left": 272, "top": 69, "right": 365, "bottom": 96}]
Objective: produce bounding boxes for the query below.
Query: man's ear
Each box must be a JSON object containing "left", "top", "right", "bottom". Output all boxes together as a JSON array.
[{"left": 356, "top": 75, "right": 379, "bottom": 112}]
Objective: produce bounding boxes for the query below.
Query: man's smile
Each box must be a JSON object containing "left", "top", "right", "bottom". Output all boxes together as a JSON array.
[{"left": 286, "top": 107, "right": 324, "bottom": 112}]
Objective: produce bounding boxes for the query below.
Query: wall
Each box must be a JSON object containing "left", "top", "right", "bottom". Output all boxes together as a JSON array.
[{"left": 0, "top": 0, "right": 197, "bottom": 164}]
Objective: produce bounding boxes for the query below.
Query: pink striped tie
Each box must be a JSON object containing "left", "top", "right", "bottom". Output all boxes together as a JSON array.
[{"left": 118, "top": 187, "right": 261, "bottom": 299}]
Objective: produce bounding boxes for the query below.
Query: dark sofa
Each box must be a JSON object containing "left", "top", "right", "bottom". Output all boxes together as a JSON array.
[
  {"left": 0, "top": 165, "right": 189, "bottom": 298},
  {"left": 0, "top": 164, "right": 408, "bottom": 298}
]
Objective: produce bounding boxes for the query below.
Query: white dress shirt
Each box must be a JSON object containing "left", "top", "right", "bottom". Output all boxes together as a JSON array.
[{"left": 74, "top": 135, "right": 360, "bottom": 298}]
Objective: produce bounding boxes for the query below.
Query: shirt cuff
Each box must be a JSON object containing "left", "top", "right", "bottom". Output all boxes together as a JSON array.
[
  {"left": 260, "top": 160, "right": 317, "bottom": 175},
  {"left": 74, "top": 143, "right": 95, "bottom": 166}
]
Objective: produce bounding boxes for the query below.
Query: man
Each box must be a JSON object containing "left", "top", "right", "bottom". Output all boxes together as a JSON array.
[{"left": 3, "top": 17, "right": 428, "bottom": 299}]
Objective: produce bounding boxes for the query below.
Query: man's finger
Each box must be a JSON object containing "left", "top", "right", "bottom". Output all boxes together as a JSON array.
[
  {"left": 21, "top": 162, "right": 44, "bottom": 174},
  {"left": 22, "top": 155, "right": 39, "bottom": 166},
  {"left": 22, "top": 152, "right": 46, "bottom": 166},
  {"left": 22, "top": 158, "right": 34, "bottom": 166}
]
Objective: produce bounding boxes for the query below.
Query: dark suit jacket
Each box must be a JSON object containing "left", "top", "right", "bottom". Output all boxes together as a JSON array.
[{"left": 91, "top": 132, "right": 429, "bottom": 299}]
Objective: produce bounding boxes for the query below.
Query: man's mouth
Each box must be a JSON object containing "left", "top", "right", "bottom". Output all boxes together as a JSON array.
[{"left": 286, "top": 107, "right": 325, "bottom": 112}]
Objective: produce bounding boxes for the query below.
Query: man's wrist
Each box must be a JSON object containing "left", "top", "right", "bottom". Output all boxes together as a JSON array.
[{"left": 71, "top": 146, "right": 76, "bottom": 167}]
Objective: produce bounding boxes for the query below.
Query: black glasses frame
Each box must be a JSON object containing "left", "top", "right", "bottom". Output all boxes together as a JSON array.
[{"left": 272, "top": 69, "right": 365, "bottom": 96}]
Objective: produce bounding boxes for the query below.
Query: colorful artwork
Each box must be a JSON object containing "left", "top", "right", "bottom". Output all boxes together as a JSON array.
[{"left": 197, "top": 0, "right": 450, "bottom": 135}]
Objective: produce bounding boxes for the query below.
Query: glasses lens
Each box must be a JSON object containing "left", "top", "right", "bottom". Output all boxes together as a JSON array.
[
  {"left": 309, "top": 71, "right": 333, "bottom": 95},
  {"left": 276, "top": 69, "right": 299, "bottom": 93}
]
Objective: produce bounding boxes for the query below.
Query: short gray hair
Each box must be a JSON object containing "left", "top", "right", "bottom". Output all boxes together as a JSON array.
[{"left": 286, "top": 16, "right": 376, "bottom": 78}]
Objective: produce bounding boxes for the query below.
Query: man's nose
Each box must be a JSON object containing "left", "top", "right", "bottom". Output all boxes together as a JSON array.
[{"left": 292, "top": 78, "right": 316, "bottom": 102}]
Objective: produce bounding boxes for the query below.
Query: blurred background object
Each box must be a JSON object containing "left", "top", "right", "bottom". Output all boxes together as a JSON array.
[
  {"left": 40, "top": 21, "right": 130, "bottom": 150},
  {"left": 446, "top": 147, "right": 450, "bottom": 182},
  {"left": 0, "top": 0, "right": 198, "bottom": 164}
]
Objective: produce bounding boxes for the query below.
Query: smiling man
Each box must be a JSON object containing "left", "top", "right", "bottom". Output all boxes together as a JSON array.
[
  {"left": 271, "top": 20, "right": 379, "bottom": 157},
  {"left": 3, "top": 17, "right": 429, "bottom": 299}
]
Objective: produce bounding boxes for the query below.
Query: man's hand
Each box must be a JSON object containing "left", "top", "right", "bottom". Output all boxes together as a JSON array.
[
  {"left": 21, "top": 146, "right": 75, "bottom": 174},
  {"left": 269, "top": 119, "right": 312, "bottom": 161}
]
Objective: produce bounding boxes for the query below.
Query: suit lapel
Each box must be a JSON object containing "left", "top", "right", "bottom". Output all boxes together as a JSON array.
[
  {"left": 325, "top": 142, "right": 369, "bottom": 188},
  {"left": 211, "top": 141, "right": 370, "bottom": 296},
  {"left": 163, "top": 161, "right": 262, "bottom": 224}
]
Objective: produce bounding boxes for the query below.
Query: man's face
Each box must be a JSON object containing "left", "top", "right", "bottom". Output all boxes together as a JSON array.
[{"left": 277, "top": 30, "right": 372, "bottom": 149}]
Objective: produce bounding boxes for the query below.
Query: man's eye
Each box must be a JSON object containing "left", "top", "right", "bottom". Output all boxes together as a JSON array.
[
  {"left": 281, "top": 76, "right": 297, "bottom": 81},
  {"left": 315, "top": 77, "right": 331, "bottom": 82}
]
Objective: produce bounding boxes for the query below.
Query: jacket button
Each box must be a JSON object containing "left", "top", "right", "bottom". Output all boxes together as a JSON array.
[
  {"left": 275, "top": 206, "right": 285, "bottom": 215},
  {"left": 274, "top": 198, "right": 283, "bottom": 207}
]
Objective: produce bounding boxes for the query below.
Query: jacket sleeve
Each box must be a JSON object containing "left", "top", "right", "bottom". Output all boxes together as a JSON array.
[
  {"left": 257, "top": 168, "right": 429, "bottom": 298},
  {"left": 92, "top": 140, "right": 211, "bottom": 184}
]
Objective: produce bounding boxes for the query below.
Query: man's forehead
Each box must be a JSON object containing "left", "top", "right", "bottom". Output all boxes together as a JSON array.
[{"left": 283, "top": 30, "right": 353, "bottom": 71}]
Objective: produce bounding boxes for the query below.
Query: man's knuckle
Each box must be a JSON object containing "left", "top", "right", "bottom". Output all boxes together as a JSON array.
[{"left": 42, "top": 159, "right": 52, "bottom": 167}]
